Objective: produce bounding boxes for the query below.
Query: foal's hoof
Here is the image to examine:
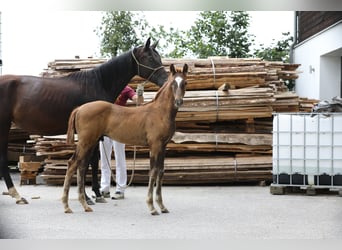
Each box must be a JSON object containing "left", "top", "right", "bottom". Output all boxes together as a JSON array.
[
  {"left": 151, "top": 210, "right": 160, "bottom": 216},
  {"left": 95, "top": 196, "right": 107, "bottom": 203},
  {"left": 161, "top": 208, "right": 170, "bottom": 213},
  {"left": 85, "top": 207, "right": 93, "bottom": 212},
  {"left": 16, "top": 197, "right": 28, "bottom": 205},
  {"left": 86, "top": 199, "right": 95, "bottom": 206},
  {"left": 64, "top": 208, "right": 73, "bottom": 213}
]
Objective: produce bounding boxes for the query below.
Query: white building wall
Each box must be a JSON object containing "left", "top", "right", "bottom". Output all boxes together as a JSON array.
[
  {"left": 320, "top": 56, "right": 341, "bottom": 99},
  {"left": 293, "top": 22, "right": 342, "bottom": 101}
]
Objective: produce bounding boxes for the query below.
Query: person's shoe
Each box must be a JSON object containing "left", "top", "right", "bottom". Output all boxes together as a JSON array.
[
  {"left": 111, "top": 191, "right": 124, "bottom": 200},
  {"left": 101, "top": 191, "right": 110, "bottom": 198}
]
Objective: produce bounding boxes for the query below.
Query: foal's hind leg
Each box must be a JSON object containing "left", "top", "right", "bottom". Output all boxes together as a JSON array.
[{"left": 62, "top": 156, "right": 78, "bottom": 213}]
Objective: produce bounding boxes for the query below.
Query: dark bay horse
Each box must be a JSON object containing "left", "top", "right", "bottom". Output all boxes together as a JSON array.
[
  {"left": 62, "top": 64, "right": 188, "bottom": 215},
  {"left": 0, "top": 38, "right": 168, "bottom": 205}
]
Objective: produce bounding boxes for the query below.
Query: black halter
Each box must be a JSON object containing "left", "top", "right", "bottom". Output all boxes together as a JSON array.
[{"left": 131, "top": 50, "right": 164, "bottom": 82}]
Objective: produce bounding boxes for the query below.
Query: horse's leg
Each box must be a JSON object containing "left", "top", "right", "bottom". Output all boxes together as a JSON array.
[
  {"left": 89, "top": 145, "right": 106, "bottom": 203},
  {"left": 62, "top": 154, "right": 78, "bottom": 213},
  {"left": 83, "top": 164, "right": 95, "bottom": 206},
  {"left": 155, "top": 148, "right": 169, "bottom": 213},
  {"left": 0, "top": 124, "right": 28, "bottom": 204},
  {"left": 146, "top": 147, "right": 160, "bottom": 215}
]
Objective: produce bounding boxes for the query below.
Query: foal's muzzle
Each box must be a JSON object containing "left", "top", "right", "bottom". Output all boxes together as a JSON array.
[{"left": 175, "top": 99, "right": 183, "bottom": 108}]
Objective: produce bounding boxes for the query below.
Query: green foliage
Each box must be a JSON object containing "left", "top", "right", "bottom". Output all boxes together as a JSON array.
[
  {"left": 95, "top": 11, "right": 292, "bottom": 64},
  {"left": 183, "top": 11, "right": 254, "bottom": 58},
  {"left": 146, "top": 25, "right": 187, "bottom": 58},
  {"left": 228, "top": 11, "right": 254, "bottom": 58},
  {"left": 254, "top": 32, "right": 293, "bottom": 62},
  {"left": 95, "top": 11, "right": 148, "bottom": 57}
]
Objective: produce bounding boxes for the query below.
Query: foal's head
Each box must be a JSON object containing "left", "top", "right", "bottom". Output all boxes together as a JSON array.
[{"left": 169, "top": 64, "right": 188, "bottom": 108}]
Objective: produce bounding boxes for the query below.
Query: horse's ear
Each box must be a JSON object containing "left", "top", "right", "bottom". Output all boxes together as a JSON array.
[
  {"left": 151, "top": 40, "right": 159, "bottom": 49},
  {"left": 183, "top": 64, "right": 188, "bottom": 75},
  {"left": 170, "top": 64, "right": 176, "bottom": 75},
  {"left": 144, "top": 37, "right": 151, "bottom": 50}
]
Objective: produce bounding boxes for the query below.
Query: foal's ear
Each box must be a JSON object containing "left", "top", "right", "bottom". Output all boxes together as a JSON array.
[
  {"left": 144, "top": 37, "right": 151, "bottom": 50},
  {"left": 183, "top": 64, "right": 188, "bottom": 75},
  {"left": 170, "top": 64, "right": 176, "bottom": 75}
]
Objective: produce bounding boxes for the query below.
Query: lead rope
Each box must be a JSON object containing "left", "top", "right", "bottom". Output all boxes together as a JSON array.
[
  {"left": 127, "top": 83, "right": 144, "bottom": 187},
  {"left": 103, "top": 83, "right": 143, "bottom": 190},
  {"left": 104, "top": 51, "right": 162, "bottom": 191}
]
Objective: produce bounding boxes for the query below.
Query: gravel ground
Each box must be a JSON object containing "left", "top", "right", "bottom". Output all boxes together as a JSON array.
[{"left": 1, "top": 172, "right": 342, "bottom": 239}]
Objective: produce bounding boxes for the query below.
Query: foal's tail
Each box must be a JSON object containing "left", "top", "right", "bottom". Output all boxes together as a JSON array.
[{"left": 66, "top": 108, "right": 78, "bottom": 144}]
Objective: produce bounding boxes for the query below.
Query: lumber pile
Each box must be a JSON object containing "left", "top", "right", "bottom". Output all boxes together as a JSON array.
[
  {"left": 40, "top": 58, "right": 107, "bottom": 78},
  {"left": 40, "top": 155, "right": 272, "bottom": 185},
  {"left": 8, "top": 124, "right": 37, "bottom": 163},
  {"left": 32, "top": 57, "right": 315, "bottom": 185}
]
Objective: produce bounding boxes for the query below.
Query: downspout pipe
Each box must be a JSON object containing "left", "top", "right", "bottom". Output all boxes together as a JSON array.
[{"left": 289, "top": 11, "right": 298, "bottom": 64}]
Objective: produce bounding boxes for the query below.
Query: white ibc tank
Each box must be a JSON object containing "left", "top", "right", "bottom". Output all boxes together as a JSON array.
[{"left": 273, "top": 113, "right": 342, "bottom": 179}]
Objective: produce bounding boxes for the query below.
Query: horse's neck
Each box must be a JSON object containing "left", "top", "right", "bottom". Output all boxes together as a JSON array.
[
  {"left": 64, "top": 51, "right": 136, "bottom": 101},
  {"left": 99, "top": 51, "right": 135, "bottom": 97}
]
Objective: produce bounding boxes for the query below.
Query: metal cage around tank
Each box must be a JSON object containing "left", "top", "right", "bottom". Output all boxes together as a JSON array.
[{"left": 272, "top": 112, "right": 342, "bottom": 189}]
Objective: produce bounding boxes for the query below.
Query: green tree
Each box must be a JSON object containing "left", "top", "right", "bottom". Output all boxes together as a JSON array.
[
  {"left": 95, "top": 11, "right": 182, "bottom": 58},
  {"left": 183, "top": 11, "right": 254, "bottom": 58},
  {"left": 228, "top": 11, "right": 254, "bottom": 58},
  {"left": 254, "top": 32, "right": 293, "bottom": 62},
  {"left": 146, "top": 25, "right": 186, "bottom": 58},
  {"left": 95, "top": 11, "right": 149, "bottom": 57}
]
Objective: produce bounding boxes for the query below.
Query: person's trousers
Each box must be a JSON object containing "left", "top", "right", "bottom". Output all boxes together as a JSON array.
[{"left": 99, "top": 136, "right": 127, "bottom": 193}]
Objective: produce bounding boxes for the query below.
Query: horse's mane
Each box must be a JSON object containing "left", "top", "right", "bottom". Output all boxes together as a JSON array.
[{"left": 63, "top": 50, "right": 133, "bottom": 91}]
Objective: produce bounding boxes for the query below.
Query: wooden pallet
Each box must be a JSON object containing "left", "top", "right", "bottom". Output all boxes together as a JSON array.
[
  {"left": 19, "top": 156, "right": 42, "bottom": 185},
  {"left": 270, "top": 184, "right": 342, "bottom": 196}
]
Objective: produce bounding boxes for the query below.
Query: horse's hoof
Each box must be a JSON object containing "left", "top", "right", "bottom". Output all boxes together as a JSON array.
[
  {"left": 64, "top": 208, "right": 73, "bottom": 213},
  {"left": 16, "top": 197, "right": 28, "bottom": 205},
  {"left": 95, "top": 197, "right": 107, "bottom": 203},
  {"left": 86, "top": 199, "right": 95, "bottom": 206},
  {"left": 85, "top": 207, "right": 93, "bottom": 212},
  {"left": 151, "top": 210, "right": 159, "bottom": 216},
  {"left": 161, "top": 208, "right": 169, "bottom": 213}
]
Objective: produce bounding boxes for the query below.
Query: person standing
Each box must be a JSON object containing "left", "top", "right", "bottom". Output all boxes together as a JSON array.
[{"left": 99, "top": 85, "right": 143, "bottom": 199}]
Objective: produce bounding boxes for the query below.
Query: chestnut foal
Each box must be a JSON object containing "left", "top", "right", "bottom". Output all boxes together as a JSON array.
[{"left": 62, "top": 64, "right": 188, "bottom": 215}]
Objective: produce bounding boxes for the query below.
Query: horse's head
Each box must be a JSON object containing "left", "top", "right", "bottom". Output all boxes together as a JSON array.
[
  {"left": 132, "top": 38, "right": 168, "bottom": 87},
  {"left": 170, "top": 63, "right": 188, "bottom": 108}
]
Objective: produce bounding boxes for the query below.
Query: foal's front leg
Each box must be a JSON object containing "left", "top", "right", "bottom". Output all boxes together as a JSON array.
[
  {"left": 147, "top": 157, "right": 158, "bottom": 215},
  {"left": 155, "top": 154, "right": 169, "bottom": 213}
]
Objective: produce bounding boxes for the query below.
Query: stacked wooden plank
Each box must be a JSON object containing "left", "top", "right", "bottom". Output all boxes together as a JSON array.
[
  {"left": 8, "top": 124, "right": 37, "bottom": 163},
  {"left": 40, "top": 58, "right": 107, "bottom": 78},
  {"left": 34, "top": 57, "right": 311, "bottom": 185}
]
